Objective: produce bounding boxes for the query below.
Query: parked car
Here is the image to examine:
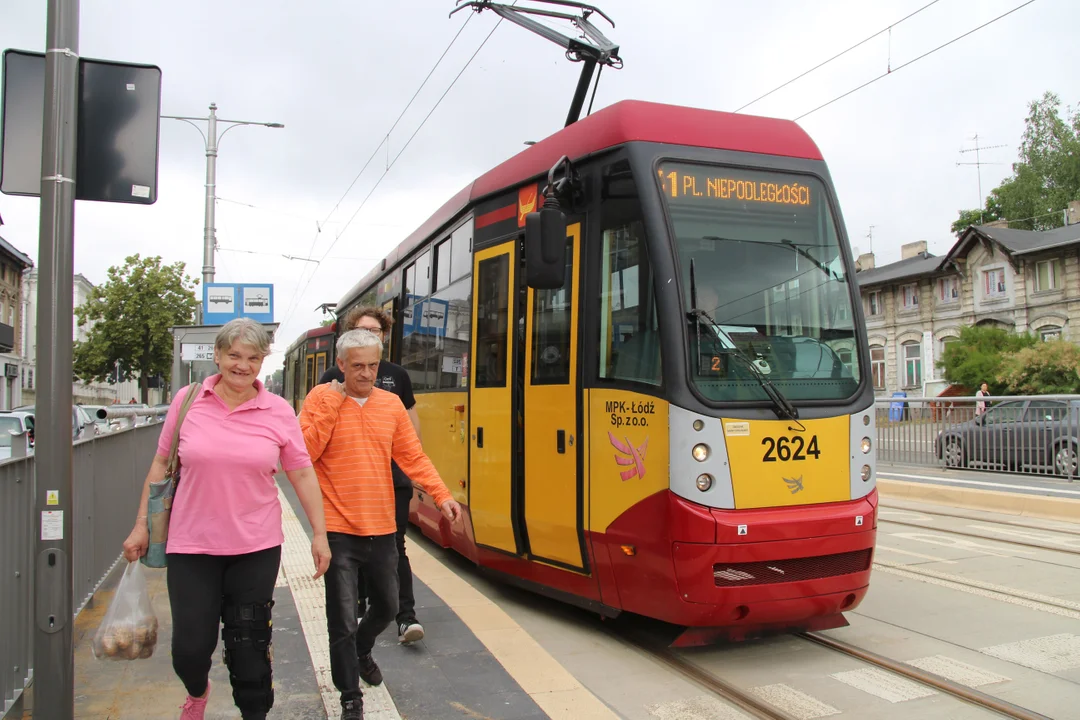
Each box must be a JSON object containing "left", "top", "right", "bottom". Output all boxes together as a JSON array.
[
  {"left": 0, "top": 410, "right": 34, "bottom": 459},
  {"left": 14, "top": 404, "right": 97, "bottom": 440},
  {"left": 935, "top": 398, "right": 1080, "bottom": 476}
]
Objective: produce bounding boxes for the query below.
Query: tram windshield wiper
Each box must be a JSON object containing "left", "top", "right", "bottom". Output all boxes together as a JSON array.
[
  {"left": 700, "top": 235, "right": 842, "bottom": 282},
  {"left": 687, "top": 258, "right": 799, "bottom": 421}
]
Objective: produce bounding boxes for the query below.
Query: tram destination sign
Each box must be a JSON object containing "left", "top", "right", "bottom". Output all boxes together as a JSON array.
[{"left": 658, "top": 164, "right": 813, "bottom": 208}]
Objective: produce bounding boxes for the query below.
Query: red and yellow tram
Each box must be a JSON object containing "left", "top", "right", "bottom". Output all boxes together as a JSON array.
[{"left": 291, "top": 99, "right": 878, "bottom": 643}]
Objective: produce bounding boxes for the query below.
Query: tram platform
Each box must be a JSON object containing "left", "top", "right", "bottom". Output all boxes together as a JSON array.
[
  {"left": 20, "top": 478, "right": 616, "bottom": 720},
  {"left": 877, "top": 463, "right": 1080, "bottom": 522}
]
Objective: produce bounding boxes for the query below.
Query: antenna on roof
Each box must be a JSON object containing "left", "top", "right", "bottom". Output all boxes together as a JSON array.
[
  {"left": 957, "top": 133, "right": 1008, "bottom": 224},
  {"left": 452, "top": 0, "right": 622, "bottom": 127},
  {"left": 866, "top": 225, "right": 875, "bottom": 253}
]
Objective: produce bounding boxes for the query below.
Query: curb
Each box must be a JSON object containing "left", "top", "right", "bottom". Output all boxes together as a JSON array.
[{"left": 877, "top": 478, "right": 1080, "bottom": 523}]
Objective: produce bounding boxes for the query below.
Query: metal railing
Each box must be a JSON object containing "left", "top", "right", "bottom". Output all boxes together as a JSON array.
[
  {"left": 875, "top": 394, "right": 1080, "bottom": 479},
  {"left": 0, "top": 419, "right": 163, "bottom": 717}
]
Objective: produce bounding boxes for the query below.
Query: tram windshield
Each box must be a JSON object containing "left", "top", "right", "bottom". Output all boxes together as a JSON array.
[{"left": 658, "top": 162, "right": 861, "bottom": 403}]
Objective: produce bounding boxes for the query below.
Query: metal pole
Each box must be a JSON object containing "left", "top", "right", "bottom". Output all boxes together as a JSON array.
[
  {"left": 33, "top": 0, "right": 79, "bottom": 718},
  {"left": 202, "top": 102, "right": 218, "bottom": 287}
]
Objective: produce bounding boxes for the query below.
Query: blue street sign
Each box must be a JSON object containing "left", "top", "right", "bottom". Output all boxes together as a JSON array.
[{"left": 203, "top": 283, "right": 274, "bottom": 325}]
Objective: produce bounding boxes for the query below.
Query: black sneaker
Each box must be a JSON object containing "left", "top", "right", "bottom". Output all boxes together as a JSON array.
[
  {"left": 341, "top": 698, "right": 364, "bottom": 720},
  {"left": 358, "top": 652, "right": 383, "bottom": 686}
]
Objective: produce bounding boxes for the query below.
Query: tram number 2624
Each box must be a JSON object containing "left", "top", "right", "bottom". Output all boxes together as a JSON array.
[{"left": 761, "top": 435, "right": 820, "bottom": 462}]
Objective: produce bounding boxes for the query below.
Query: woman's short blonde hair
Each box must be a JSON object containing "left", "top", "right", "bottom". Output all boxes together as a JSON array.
[{"left": 215, "top": 318, "right": 271, "bottom": 357}]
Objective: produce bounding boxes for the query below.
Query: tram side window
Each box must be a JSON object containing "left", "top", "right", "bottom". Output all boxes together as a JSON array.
[
  {"left": 532, "top": 239, "right": 574, "bottom": 384},
  {"left": 435, "top": 239, "right": 451, "bottom": 291},
  {"left": 475, "top": 254, "right": 510, "bottom": 388},
  {"left": 414, "top": 251, "right": 432, "bottom": 298},
  {"left": 598, "top": 159, "right": 661, "bottom": 386},
  {"left": 401, "top": 293, "right": 438, "bottom": 392},
  {"left": 450, "top": 224, "right": 472, "bottom": 282},
  {"left": 431, "top": 276, "right": 472, "bottom": 389},
  {"left": 600, "top": 223, "right": 660, "bottom": 386}
]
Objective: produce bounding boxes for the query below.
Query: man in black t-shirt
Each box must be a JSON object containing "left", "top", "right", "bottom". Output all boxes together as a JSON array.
[{"left": 318, "top": 306, "right": 426, "bottom": 645}]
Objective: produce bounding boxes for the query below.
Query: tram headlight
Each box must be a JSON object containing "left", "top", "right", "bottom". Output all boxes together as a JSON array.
[
  {"left": 696, "top": 473, "right": 714, "bottom": 491},
  {"left": 861, "top": 437, "right": 872, "bottom": 454},
  {"left": 861, "top": 464, "right": 872, "bottom": 482},
  {"left": 692, "top": 443, "right": 710, "bottom": 462}
]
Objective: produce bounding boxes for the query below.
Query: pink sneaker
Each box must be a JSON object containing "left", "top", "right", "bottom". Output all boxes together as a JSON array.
[{"left": 179, "top": 681, "right": 210, "bottom": 719}]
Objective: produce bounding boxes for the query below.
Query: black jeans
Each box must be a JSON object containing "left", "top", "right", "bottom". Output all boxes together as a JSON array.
[
  {"left": 357, "top": 484, "right": 416, "bottom": 628},
  {"left": 167, "top": 546, "right": 281, "bottom": 720},
  {"left": 325, "top": 532, "right": 398, "bottom": 703}
]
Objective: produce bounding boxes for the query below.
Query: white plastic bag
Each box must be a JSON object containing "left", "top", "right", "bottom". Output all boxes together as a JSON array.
[{"left": 91, "top": 561, "right": 159, "bottom": 661}]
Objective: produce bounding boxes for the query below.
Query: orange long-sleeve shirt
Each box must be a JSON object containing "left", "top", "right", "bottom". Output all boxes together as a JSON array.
[{"left": 299, "top": 384, "right": 452, "bottom": 536}]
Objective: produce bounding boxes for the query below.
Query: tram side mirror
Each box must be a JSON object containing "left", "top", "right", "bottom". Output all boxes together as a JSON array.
[{"left": 524, "top": 206, "right": 566, "bottom": 289}]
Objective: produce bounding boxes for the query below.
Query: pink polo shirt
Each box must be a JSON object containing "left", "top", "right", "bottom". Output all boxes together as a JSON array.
[{"left": 156, "top": 375, "right": 311, "bottom": 556}]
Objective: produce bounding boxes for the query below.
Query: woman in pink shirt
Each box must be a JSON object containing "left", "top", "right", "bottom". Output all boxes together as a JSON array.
[{"left": 121, "top": 318, "right": 330, "bottom": 720}]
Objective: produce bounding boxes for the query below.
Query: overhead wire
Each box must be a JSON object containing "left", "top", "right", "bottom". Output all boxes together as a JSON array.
[
  {"left": 281, "top": 11, "right": 507, "bottom": 331},
  {"left": 733, "top": 0, "right": 944, "bottom": 113},
  {"left": 278, "top": 11, "right": 477, "bottom": 329},
  {"left": 794, "top": 0, "right": 1039, "bottom": 121}
]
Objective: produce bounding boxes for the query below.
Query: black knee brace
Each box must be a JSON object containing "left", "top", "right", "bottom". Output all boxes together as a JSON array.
[{"left": 221, "top": 599, "right": 275, "bottom": 714}]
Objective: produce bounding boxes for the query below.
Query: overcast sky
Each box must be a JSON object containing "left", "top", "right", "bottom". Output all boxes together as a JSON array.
[{"left": 1, "top": 0, "right": 1075, "bottom": 374}]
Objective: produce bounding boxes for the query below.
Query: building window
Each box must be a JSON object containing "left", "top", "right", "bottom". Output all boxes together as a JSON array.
[
  {"left": 984, "top": 268, "right": 1007, "bottom": 298},
  {"left": 870, "top": 345, "right": 885, "bottom": 390},
  {"left": 902, "top": 342, "right": 922, "bottom": 388},
  {"left": 867, "top": 291, "right": 881, "bottom": 316},
  {"left": 1040, "top": 325, "right": 1062, "bottom": 341},
  {"left": 836, "top": 347, "right": 853, "bottom": 373},
  {"left": 938, "top": 277, "right": 960, "bottom": 303},
  {"left": 1035, "top": 260, "right": 1060, "bottom": 292},
  {"left": 901, "top": 284, "right": 919, "bottom": 309}
]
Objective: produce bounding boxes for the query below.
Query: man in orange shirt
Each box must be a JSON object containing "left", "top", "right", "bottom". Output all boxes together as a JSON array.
[{"left": 300, "top": 329, "right": 462, "bottom": 720}]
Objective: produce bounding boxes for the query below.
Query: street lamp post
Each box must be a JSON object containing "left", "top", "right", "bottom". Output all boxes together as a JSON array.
[{"left": 161, "top": 103, "right": 284, "bottom": 287}]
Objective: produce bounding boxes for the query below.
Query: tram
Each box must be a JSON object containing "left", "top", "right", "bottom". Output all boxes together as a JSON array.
[
  {"left": 282, "top": 325, "right": 336, "bottom": 413},
  {"left": 314, "top": 98, "right": 878, "bottom": 643}
]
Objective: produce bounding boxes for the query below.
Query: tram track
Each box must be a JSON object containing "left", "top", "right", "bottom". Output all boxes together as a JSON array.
[
  {"left": 873, "top": 559, "right": 1080, "bottom": 616},
  {"left": 619, "top": 635, "right": 798, "bottom": 720},
  {"left": 880, "top": 502, "right": 1080, "bottom": 537},
  {"left": 616, "top": 623, "right": 1053, "bottom": 720},
  {"left": 795, "top": 632, "right": 1052, "bottom": 720},
  {"left": 879, "top": 517, "right": 1080, "bottom": 556}
]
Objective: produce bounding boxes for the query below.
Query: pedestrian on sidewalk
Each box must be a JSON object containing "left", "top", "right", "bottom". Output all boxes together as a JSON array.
[
  {"left": 976, "top": 382, "right": 989, "bottom": 416},
  {"left": 318, "top": 306, "right": 427, "bottom": 645},
  {"left": 121, "top": 318, "right": 331, "bottom": 720},
  {"left": 301, "top": 329, "right": 461, "bottom": 720}
]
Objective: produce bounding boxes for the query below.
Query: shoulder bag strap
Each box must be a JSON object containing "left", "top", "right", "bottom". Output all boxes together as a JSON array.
[{"left": 166, "top": 382, "right": 202, "bottom": 480}]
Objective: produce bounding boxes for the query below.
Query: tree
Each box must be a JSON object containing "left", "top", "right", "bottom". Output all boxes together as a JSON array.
[
  {"left": 998, "top": 340, "right": 1080, "bottom": 395},
  {"left": 952, "top": 91, "right": 1080, "bottom": 237},
  {"left": 74, "top": 255, "right": 198, "bottom": 403},
  {"left": 319, "top": 317, "right": 335, "bottom": 328},
  {"left": 938, "top": 324, "right": 1037, "bottom": 394}
]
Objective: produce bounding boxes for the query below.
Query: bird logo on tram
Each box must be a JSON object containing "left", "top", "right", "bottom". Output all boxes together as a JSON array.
[{"left": 609, "top": 432, "right": 649, "bottom": 481}]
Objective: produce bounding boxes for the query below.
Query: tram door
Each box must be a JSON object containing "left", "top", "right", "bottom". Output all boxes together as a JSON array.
[
  {"left": 522, "top": 223, "right": 584, "bottom": 569},
  {"left": 469, "top": 242, "right": 518, "bottom": 553}
]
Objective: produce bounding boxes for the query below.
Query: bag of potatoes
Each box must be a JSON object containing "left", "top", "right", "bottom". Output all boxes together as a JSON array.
[{"left": 92, "top": 561, "right": 159, "bottom": 661}]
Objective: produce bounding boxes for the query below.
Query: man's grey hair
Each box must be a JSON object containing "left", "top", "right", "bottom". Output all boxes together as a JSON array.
[
  {"left": 337, "top": 328, "right": 383, "bottom": 357},
  {"left": 215, "top": 318, "right": 271, "bottom": 357}
]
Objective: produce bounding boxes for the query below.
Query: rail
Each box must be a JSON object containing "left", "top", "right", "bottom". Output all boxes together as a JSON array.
[
  {"left": 0, "top": 420, "right": 163, "bottom": 718},
  {"left": 875, "top": 393, "right": 1080, "bottom": 479}
]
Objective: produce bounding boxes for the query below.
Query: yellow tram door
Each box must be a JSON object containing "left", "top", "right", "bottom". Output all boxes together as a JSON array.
[
  {"left": 468, "top": 241, "right": 519, "bottom": 554},
  {"left": 522, "top": 223, "right": 585, "bottom": 569}
]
